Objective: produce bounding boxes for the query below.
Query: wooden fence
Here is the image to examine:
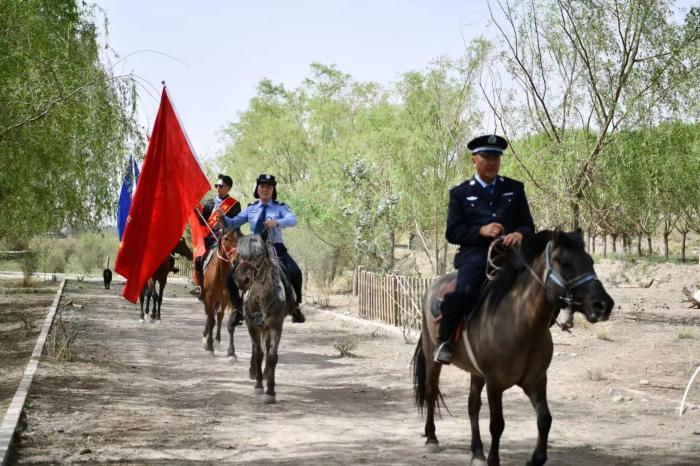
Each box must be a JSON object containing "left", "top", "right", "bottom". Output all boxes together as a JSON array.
[
  {"left": 356, "top": 268, "right": 436, "bottom": 330},
  {"left": 173, "top": 257, "right": 194, "bottom": 281}
]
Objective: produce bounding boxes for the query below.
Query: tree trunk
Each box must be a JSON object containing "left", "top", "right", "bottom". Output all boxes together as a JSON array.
[
  {"left": 663, "top": 233, "right": 670, "bottom": 261},
  {"left": 438, "top": 239, "right": 448, "bottom": 275},
  {"left": 603, "top": 236, "right": 608, "bottom": 257},
  {"left": 388, "top": 230, "right": 395, "bottom": 271},
  {"left": 611, "top": 234, "right": 617, "bottom": 253},
  {"left": 637, "top": 234, "right": 642, "bottom": 257},
  {"left": 587, "top": 229, "right": 593, "bottom": 252},
  {"left": 681, "top": 231, "right": 687, "bottom": 262},
  {"left": 592, "top": 235, "right": 596, "bottom": 254},
  {"left": 647, "top": 235, "right": 653, "bottom": 256}
]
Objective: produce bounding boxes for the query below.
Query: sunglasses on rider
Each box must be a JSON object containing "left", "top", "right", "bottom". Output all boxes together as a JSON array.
[{"left": 214, "top": 183, "right": 227, "bottom": 188}]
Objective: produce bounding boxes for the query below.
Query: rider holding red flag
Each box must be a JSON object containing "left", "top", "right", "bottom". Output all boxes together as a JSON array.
[{"left": 193, "top": 174, "right": 241, "bottom": 298}]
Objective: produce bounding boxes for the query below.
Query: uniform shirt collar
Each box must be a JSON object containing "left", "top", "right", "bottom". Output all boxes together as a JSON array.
[{"left": 474, "top": 173, "right": 497, "bottom": 189}]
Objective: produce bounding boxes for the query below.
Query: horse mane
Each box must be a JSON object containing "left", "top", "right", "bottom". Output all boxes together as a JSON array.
[
  {"left": 237, "top": 234, "right": 283, "bottom": 286},
  {"left": 479, "top": 230, "right": 585, "bottom": 312}
]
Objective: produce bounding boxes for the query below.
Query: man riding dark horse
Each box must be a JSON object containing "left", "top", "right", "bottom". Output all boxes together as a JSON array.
[
  {"left": 434, "top": 134, "right": 535, "bottom": 365},
  {"left": 222, "top": 174, "right": 306, "bottom": 323},
  {"left": 194, "top": 174, "right": 241, "bottom": 302}
]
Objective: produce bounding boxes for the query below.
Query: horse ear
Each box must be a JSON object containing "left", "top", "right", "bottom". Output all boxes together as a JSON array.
[
  {"left": 551, "top": 228, "right": 560, "bottom": 244},
  {"left": 573, "top": 227, "right": 583, "bottom": 238}
]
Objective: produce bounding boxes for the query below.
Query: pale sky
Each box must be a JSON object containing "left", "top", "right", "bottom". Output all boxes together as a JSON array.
[
  {"left": 95, "top": 0, "right": 493, "bottom": 160},
  {"left": 95, "top": 0, "right": 697, "bottom": 161}
]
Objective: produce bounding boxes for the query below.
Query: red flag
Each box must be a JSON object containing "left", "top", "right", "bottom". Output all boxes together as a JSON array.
[
  {"left": 115, "top": 87, "right": 210, "bottom": 303},
  {"left": 189, "top": 203, "right": 207, "bottom": 258}
]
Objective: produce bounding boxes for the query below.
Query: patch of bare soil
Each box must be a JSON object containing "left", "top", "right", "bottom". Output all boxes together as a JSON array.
[
  {"left": 11, "top": 264, "right": 700, "bottom": 465},
  {"left": 0, "top": 279, "right": 57, "bottom": 421}
]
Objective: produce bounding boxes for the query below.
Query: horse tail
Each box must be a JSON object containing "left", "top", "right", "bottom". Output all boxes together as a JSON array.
[
  {"left": 412, "top": 334, "right": 427, "bottom": 412},
  {"left": 412, "top": 325, "right": 450, "bottom": 417}
]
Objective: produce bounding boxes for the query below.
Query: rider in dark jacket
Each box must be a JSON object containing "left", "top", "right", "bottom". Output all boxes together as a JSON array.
[{"left": 434, "top": 135, "right": 535, "bottom": 365}]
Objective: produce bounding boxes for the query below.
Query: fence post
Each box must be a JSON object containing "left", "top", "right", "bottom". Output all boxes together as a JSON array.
[{"left": 392, "top": 274, "right": 400, "bottom": 326}]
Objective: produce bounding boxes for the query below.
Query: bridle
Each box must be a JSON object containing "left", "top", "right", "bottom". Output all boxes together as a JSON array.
[
  {"left": 216, "top": 235, "right": 237, "bottom": 264},
  {"left": 542, "top": 240, "right": 599, "bottom": 308}
]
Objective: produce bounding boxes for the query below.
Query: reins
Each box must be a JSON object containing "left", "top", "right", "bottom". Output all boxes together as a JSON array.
[{"left": 504, "top": 238, "right": 599, "bottom": 309}]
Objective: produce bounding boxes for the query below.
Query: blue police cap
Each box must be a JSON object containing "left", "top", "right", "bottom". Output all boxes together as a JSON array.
[{"left": 467, "top": 134, "right": 508, "bottom": 156}]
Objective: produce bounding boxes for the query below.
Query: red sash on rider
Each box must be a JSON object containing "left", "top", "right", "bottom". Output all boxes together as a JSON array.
[{"left": 205, "top": 196, "right": 238, "bottom": 237}]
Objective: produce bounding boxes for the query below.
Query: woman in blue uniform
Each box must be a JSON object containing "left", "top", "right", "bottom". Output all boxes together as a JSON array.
[{"left": 221, "top": 174, "right": 305, "bottom": 323}]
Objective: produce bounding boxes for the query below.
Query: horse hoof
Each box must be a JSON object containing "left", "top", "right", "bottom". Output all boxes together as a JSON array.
[
  {"left": 264, "top": 394, "right": 276, "bottom": 404},
  {"left": 227, "top": 355, "right": 238, "bottom": 363},
  {"left": 156, "top": 319, "right": 161, "bottom": 324},
  {"left": 471, "top": 458, "right": 487, "bottom": 466},
  {"left": 206, "top": 350, "right": 215, "bottom": 357},
  {"left": 425, "top": 440, "right": 440, "bottom": 453},
  {"left": 254, "top": 387, "right": 264, "bottom": 395}
]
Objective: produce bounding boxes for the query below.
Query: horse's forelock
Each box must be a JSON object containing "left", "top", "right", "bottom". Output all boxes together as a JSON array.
[{"left": 237, "top": 234, "right": 266, "bottom": 262}]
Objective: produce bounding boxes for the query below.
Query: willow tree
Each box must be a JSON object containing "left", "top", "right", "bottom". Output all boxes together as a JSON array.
[
  {"left": 0, "top": 0, "right": 142, "bottom": 241},
  {"left": 484, "top": 0, "right": 700, "bottom": 228}
]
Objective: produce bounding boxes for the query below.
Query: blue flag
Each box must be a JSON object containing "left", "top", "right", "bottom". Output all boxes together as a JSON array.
[{"left": 117, "top": 157, "right": 140, "bottom": 240}]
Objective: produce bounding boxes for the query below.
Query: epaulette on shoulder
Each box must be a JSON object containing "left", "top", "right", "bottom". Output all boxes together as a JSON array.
[
  {"left": 500, "top": 176, "right": 524, "bottom": 187},
  {"left": 450, "top": 179, "right": 471, "bottom": 191},
  {"left": 247, "top": 201, "right": 257, "bottom": 206},
  {"left": 273, "top": 200, "right": 286, "bottom": 206}
]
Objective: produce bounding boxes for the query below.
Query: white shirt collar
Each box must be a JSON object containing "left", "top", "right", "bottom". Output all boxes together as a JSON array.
[{"left": 474, "top": 173, "right": 496, "bottom": 189}]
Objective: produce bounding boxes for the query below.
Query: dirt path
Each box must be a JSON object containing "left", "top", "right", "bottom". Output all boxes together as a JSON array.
[{"left": 11, "top": 275, "right": 700, "bottom": 465}]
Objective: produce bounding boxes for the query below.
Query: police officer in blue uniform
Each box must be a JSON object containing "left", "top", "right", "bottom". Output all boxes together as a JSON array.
[
  {"left": 434, "top": 134, "right": 535, "bottom": 364},
  {"left": 221, "top": 174, "right": 306, "bottom": 323}
]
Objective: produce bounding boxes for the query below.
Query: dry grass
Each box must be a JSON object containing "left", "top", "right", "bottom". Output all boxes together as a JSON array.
[
  {"left": 574, "top": 313, "right": 590, "bottom": 330},
  {"left": 677, "top": 326, "right": 696, "bottom": 340},
  {"left": 586, "top": 367, "right": 605, "bottom": 381},
  {"left": 333, "top": 337, "right": 359, "bottom": 357},
  {"left": 597, "top": 325, "right": 612, "bottom": 341}
]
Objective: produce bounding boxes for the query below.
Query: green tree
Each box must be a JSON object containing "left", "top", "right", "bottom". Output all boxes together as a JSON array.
[
  {"left": 486, "top": 0, "right": 700, "bottom": 228},
  {"left": 0, "top": 0, "right": 143, "bottom": 241}
]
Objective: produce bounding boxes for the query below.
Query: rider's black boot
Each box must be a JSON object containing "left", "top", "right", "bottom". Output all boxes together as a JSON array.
[
  {"left": 291, "top": 304, "right": 306, "bottom": 323},
  {"left": 433, "top": 291, "right": 465, "bottom": 365}
]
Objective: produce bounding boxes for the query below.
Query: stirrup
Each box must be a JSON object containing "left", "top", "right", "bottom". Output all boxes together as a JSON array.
[{"left": 433, "top": 340, "right": 453, "bottom": 365}]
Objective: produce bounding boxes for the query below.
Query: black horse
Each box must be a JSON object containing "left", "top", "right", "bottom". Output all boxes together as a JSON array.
[
  {"left": 103, "top": 258, "right": 112, "bottom": 289},
  {"left": 139, "top": 238, "right": 193, "bottom": 322}
]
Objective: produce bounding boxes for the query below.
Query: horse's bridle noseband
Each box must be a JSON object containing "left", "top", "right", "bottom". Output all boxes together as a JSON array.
[{"left": 543, "top": 240, "right": 599, "bottom": 308}]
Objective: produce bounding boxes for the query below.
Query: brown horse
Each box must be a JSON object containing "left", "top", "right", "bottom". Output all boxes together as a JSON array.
[
  {"left": 139, "top": 237, "right": 193, "bottom": 322},
  {"left": 413, "top": 230, "right": 614, "bottom": 465},
  {"left": 201, "top": 228, "right": 242, "bottom": 356},
  {"left": 235, "top": 233, "right": 294, "bottom": 404}
]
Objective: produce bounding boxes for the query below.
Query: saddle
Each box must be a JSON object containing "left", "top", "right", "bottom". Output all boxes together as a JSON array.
[{"left": 429, "top": 276, "right": 491, "bottom": 321}]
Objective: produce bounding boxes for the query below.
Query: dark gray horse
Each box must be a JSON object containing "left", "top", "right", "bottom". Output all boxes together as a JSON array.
[
  {"left": 235, "top": 233, "right": 294, "bottom": 404},
  {"left": 413, "top": 230, "right": 614, "bottom": 465}
]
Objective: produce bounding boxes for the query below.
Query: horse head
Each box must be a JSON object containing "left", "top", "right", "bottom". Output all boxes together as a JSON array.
[
  {"left": 174, "top": 237, "right": 194, "bottom": 260},
  {"left": 543, "top": 229, "right": 614, "bottom": 323},
  {"left": 237, "top": 233, "right": 272, "bottom": 266}
]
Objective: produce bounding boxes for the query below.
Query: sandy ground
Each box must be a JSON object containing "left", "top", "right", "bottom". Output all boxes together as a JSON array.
[
  {"left": 8, "top": 260, "right": 700, "bottom": 465},
  {"left": 0, "top": 279, "right": 58, "bottom": 421}
]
